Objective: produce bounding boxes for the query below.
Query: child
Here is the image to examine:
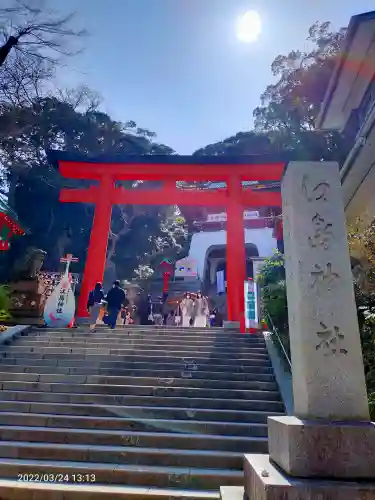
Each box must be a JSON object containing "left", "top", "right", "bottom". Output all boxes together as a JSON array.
[{"left": 122, "top": 307, "right": 134, "bottom": 325}]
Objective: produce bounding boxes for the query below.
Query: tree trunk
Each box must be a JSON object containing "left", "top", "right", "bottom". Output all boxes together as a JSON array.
[{"left": 0, "top": 37, "right": 18, "bottom": 66}]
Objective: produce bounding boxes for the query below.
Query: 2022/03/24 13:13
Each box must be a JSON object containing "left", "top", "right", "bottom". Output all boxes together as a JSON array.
[{"left": 17, "top": 473, "right": 96, "bottom": 483}]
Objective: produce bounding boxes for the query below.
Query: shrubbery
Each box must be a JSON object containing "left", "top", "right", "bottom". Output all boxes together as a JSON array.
[
  {"left": 257, "top": 251, "right": 290, "bottom": 359},
  {"left": 0, "top": 285, "right": 11, "bottom": 322}
]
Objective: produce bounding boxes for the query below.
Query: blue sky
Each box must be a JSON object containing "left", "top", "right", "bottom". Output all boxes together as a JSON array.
[{"left": 53, "top": 0, "right": 375, "bottom": 154}]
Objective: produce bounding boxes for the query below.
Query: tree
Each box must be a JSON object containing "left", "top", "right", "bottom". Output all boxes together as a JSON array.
[
  {"left": 0, "top": 91, "right": 187, "bottom": 282},
  {"left": 347, "top": 216, "right": 375, "bottom": 294},
  {"left": 255, "top": 22, "right": 346, "bottom": 129},
  {"left": 0, "top": 50, "right": 53, "bottom": 106},
  {"left": 107, "top": 206, "right": 188, "bottom": 286},
  {"left": 194, "top": 22, "right": 350, "bottom": 165},
  {"left": 354, "top": 286, "right": 375, "bottom": 419},
  {"left": 252, "top": 21, "right": 350, "bottom": 163},
  {"left": 193, "top": 130, "right": 283, "bottom": 156},
  {"left": 0, "top": 1, "right": 85, "bottom": 111},
  {"left": 0, "top": 0, "right": 85, "bottom": 66}
]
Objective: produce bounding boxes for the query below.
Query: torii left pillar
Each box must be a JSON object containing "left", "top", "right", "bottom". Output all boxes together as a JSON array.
[{"left": 78, "top": 175, "right": 113, "bottom": 317}]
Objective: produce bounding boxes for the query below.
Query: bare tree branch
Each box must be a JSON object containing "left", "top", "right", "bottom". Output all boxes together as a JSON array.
[
  {"left": 0, "top": 50, "right": 52, "bottom": 106},
  {"left": 106, "top": 207, "right": 136, "bottom": 271},
  {"left": 0, "top": 0, "right": 86, "bottom": 66},
  {"left": 55, "top": 85, "right": 102, "bottom": 112}
]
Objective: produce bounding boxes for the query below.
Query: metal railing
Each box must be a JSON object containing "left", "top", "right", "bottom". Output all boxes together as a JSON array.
[{"left": 265, "top": 310, "right": 291, "bottom": 370}]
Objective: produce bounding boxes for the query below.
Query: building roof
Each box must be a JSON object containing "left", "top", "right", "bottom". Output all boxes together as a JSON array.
[
  {"left": 0, "top": 195, "right": 24, "bottom": 230},
  {"left": 316, "top": 10, "right": 375, "bottom": 130},
  {"left": 48, "top": 150, "right": 294, "bottom": 167}
]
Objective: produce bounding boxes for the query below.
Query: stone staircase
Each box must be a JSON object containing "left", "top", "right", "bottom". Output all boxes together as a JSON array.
[{"left": 0, "top": 325, "right": 284, "bottom": 499}]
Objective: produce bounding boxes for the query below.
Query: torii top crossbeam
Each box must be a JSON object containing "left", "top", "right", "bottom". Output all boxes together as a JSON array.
[{"left": 52, "top": 152, "right": 285, "bottom": 331}]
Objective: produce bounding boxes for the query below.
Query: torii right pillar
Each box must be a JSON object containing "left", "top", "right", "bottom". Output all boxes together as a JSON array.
[
  {"left": 242, "top": 162, "right": 375, "bottom": 500},
  {"left": 226, "top": 174, "right": 246, "bottom": 331}
]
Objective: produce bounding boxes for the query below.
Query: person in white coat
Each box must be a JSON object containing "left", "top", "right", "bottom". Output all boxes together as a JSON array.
[
  {"left": 180, "top": 293, "right": 194, "bottom": 327},
  {"left": 193, "top": 292, "right": 209, "bottom": 328}
]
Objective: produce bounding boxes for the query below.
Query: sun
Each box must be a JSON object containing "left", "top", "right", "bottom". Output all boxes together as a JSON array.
[{"left": 236, "top": 11, "right": 262, "bottom": 43}]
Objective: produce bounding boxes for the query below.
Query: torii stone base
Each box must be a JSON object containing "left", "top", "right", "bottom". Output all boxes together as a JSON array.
[{"left": 244, "top": 452, "right": 375, "bottom": 500}]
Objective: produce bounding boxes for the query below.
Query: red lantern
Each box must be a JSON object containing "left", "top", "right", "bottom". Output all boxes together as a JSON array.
[
  {"left": 0, "top": 241, "right": 9, "bottom": 251},
  {"left": 159, "top": 259, "right": 173, "bottom": 293},
  {"left": 162, "top": 271, "right": 171, "bottom": 293}
]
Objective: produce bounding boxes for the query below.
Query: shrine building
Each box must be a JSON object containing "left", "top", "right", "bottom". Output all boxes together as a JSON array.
[{"left": 176, "top": 180, "right": 283, "bottom": 294}]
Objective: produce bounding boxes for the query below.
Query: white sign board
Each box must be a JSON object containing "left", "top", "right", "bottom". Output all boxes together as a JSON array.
[
  {"left": 206, "top": 211, "right": 259, "bottom": 223},
  {"left": 216, "top": 270, "right": 225, "bottom": 294},
  {"left": 175, "top": 257, "right": 198, "bottom": 278}
]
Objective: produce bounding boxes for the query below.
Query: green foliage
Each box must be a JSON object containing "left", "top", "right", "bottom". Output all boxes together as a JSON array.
[
  {"left": 134, "top": 265, "right": 154, "bottom": 281},
  {"left": 0, "top": 285, "right": 11, "bottom": 321},
  {"left": 252, "top": 21, "right": 350, "bottom": 164},
  {"left": 348, "top": 217, "right": 375, "bottom": 416},
  {"left": 355, "top": 288, "right": 375, "bottom": 419},
  {"left": 193, "top": 22, "right": 350, "bottom": 165},
  {"left": 257, "top": 251, "right": 285, "bottom": 287},
  {"left": 348, "top": 217, "right": 375, "bottom": 293},
  {"left": 258, "top": 252, "right": 290, "bottom": 358},
  {"left": 0, "top": 91, "right": 188, "bottom": 282}
]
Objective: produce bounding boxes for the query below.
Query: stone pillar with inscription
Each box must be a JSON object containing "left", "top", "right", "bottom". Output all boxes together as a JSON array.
[{"left": 243, "top": 162, "right": 375, "bottom": 500}]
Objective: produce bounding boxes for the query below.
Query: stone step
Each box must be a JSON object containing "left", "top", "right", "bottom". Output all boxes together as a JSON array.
[
  {"left": 95, "top": 325, "right": 226, "bottom": 332},
  {"left": 0, "top": 357, "right": 273, "bottom": 372},
  {"left": 0, "top": 401, "right": 283, "bottom": 423},
  {"left": 0, "top": 364, "right": 276, "bottom": 381},
  {"left": 15, "top": 339, "right": 267, "bottom": 354},
  {"left": 0, "top": 458, "right": 244, "bottom": 490},
  {"left": 43, "top": 325, "right": 248, "bottom": 333},
  {"left": 0, "top": 324, "right": 280, "bottom": 496},
  {"left": 22, "top": 330, "right": 265, "bottom": 342},
  {"left": 21, "top": 335, "right": 265, "bottom": 347},
  {"left": 0, "top": 480, "right": 222, "bottom": 500},
  {"left": 30, "top": 328, "right": 259, "bottom": 341},
  {"left": 0, "top": 440, "right": 244, "bottom": 469},
  {"left": 220, "top": 486, "right": 245, "bottom": 500},
  {"left": 0, "top": 352, "right": 271, "bottom": 367},
  {"left": 0, "top": 390, "right": 284, "bottom": 412},
  {"left": 0, "top": 381, "right": 280, "bottom": 401},
  {"left": 0, "top": 424, "right": 267, "bottom": 454},
  {"left": 0, "top": 412, "right": 268, "bottom": 438},
  {"left": 0, "top": 345, "right": 269, "bottom": 360},
  {"left": 0, "top": 372, "right": 278, "bottom": 392},
  {"left": 24, "top": 328, "right": 263, "bottom": 340},
  {"left": 33, "top": 326, "right": 239, "bottom": 334}
]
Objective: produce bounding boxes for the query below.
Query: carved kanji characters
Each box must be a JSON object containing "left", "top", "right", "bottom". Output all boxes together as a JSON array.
[
  {"left": 308, "top": 213, "right": 334, "bottom": 249},
  {"left": 316, "top": 322, "right": 348, "bottom": 355},
  {"left": 310, "top": 263, "right": 340, "bottom": 290},
  {"left": 302, "top": 175, "right": 330, "bottom": 202}
]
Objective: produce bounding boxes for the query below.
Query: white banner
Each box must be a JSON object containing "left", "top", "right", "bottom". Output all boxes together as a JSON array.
[
  {"left": 216, "top": 270, "right": 225, "bottom": 294},
  {"left": 244, "top": 279, "right": 259, "bottom": 329},
  {"left": 43, "top": 271, "right": 75, "bottom": 328},
  {"left": 43, "top": 257, "right": 77, "bottom": 328},
  {"left": 206, "top": 211, "right": 259, "bottom": 223}
]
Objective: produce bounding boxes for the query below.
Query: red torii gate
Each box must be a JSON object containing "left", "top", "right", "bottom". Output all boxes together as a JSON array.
[{"left": 55, "top": 153, "right": 284, "bottom": 332}]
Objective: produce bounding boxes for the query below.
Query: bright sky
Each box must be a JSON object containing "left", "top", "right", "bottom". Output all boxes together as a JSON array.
[{"left": 53, "top": 0, "right": 375, "bottom": 154}]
